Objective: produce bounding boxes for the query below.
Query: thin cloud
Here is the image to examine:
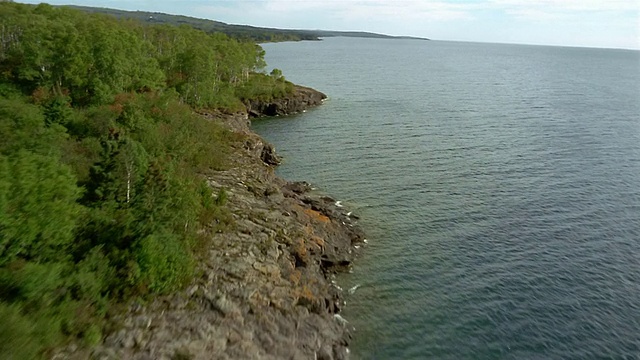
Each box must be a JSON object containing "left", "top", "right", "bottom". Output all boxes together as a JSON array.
[
  {"left": 489, "top": 0, "right": 639, "bottom": 13},
  {"left": 334, "top": 1, "right": 476, "bottom": 22},
  {"left": 208, "top": 1, "right": 477, "bottom": 22},
  {"left": 506, "top": 8, "right": 570, "bottom": 21}
]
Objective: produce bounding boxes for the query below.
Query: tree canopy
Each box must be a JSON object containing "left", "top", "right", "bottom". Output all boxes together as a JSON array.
[{"left": 0, "top": 2, "right": 291, "bottom": 357}]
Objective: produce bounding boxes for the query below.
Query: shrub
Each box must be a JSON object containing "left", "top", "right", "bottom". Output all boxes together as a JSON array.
[
  {"left": 0, "top": 302, "right": 41, "bottom": 360},
  {"left": 135, "top": 232, "right": 193, "bottom": 294},
  {"left": 0, "top": 151, "right": 83, "bottom": 266}
]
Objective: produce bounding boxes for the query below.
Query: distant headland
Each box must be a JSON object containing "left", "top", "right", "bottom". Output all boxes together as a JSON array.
[{"left": 67, "top": 5, "right": 430, "bottom": 42}]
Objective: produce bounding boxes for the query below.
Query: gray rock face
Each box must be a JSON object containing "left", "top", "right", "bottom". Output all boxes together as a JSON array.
[
  {"left": 246, "top": 85, "right": 327, "bottom": 118},
  {"left": 65, "top": 89, "right": 364, "bottom": 360},
  {"left": 260, "top": 143, "right": 281, "bottom": 166}
]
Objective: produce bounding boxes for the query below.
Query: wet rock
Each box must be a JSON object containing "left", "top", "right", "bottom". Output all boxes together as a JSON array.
[
  {"left": 260, "top": 143, "right": 281, "bottom": 166},
  {"left": 321, "top": 255, "right": 353, "bottom": 273},
  {"left": 283, "top": 181, "right": 312, "bottom": 196}
]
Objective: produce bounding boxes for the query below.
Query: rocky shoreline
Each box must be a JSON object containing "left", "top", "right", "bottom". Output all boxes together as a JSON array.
[{"left": 63, "top": 86, "right": 364, "bottom": 360}]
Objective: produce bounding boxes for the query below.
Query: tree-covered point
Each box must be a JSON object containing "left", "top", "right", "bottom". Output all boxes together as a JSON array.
[
  {"left": 70, "top": 5, "right": 321, "bottom": 42},
  {"left": 69, "top": 5, "right": 430, "bottom": 42},
  {"left": 0, "top": 2, "right": 285, "bottom": 358}
]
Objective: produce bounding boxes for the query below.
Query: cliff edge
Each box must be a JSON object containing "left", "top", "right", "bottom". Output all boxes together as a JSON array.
[
  {"left": 246, "top": 85, "right": 327, "bottom": 118},
  {"left": 76, "top": 87, "right": 363, "bottom": 360}
]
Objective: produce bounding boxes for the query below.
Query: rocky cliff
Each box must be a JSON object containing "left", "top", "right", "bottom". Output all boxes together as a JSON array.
[
  {"left": 245, "top": 85, "right": 327, "bottom": 118},
  {"left": 71, "top": 87, "right": 364, "bottom": 360}
]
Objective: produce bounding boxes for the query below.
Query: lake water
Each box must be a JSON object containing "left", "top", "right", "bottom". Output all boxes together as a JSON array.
[{"left": 253, "top": 38, "right": 640, "bottom": 359}]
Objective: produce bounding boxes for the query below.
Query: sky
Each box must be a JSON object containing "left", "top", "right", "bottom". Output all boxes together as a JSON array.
[{"left": 20, "top": 0, "right": 640, "bottom": 50}]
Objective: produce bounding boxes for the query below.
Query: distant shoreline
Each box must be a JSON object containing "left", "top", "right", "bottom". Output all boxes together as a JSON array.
[{"left": 66, "top": 4, "right": 429, "bottom": 42}]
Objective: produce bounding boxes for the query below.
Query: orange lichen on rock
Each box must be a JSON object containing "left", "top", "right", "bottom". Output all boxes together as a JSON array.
[
  {"left": 298, "top": 284, "right": 315, "bottom": 301},
  {"left": 289, "top": 269, "right": 302, "bottom": 285},
  {"left": 292, "top": 238, "right": 309, "bottom": 265},
  {"left": 303, "top": 208, "right": 330, "bottom": 223}
]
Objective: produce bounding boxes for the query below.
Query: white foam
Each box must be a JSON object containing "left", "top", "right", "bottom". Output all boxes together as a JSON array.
[
  {"left": 335, "top": 201, "right": 343, "bottom": 207},
  {"left": 348, "top": 284, "right": 361, "bottom": 295},
  {"left": 334, "top": 314, "right": 349, "bottom": 326}
]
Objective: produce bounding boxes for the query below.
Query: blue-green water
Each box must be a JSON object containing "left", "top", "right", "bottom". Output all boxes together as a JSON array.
[{"left": 253, "top": 38, "right": 640, "bottom": 359}]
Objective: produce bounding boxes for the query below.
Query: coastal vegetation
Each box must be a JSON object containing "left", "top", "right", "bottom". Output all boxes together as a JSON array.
[
  {"left": 71, "top": 5, "right": 320, "bottom": 42},
  {"left": 66, "top": 5, "right": 430, "bottom": 42},
  {"left": 0, "top": 2, "right": 294, "bottom": 357}
]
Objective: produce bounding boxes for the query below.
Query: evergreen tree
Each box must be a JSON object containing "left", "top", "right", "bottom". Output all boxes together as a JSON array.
[{"left": 0, "top": 150, "right": 82, "bottom": 265}]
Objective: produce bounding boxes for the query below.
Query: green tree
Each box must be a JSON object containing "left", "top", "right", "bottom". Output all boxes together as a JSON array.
[
  {"left": 0, "top": 1, "right": 301, "bottom": 352},
  {"left": 0, "top": 150, "right": 83, "bottom": 265},
  {"left": 43, "top": 95, "right": 73, "bottom": 127},
  {"left": 86, "top": 135, "right": 148, "bottom": 205}
]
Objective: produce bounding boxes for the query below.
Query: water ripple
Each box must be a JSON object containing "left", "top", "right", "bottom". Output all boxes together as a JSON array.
[{"left": 255, "top": 39, "right": 640, "bottom": 359}]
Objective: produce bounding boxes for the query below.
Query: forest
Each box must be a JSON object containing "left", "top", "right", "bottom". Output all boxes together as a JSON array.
[
  {"left": 71, "top": 5, "right": 322, "bottom": 42},
  {"left": 0, "top": 2, "right": 293, "bottom": 358},
  {"left": 70, "top": 5, "right": 425, "bottom": 42}
]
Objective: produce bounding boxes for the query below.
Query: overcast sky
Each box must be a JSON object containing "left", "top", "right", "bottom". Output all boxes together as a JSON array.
[{"left": 21, "top": 0, "right": 640, "bottom": 49}]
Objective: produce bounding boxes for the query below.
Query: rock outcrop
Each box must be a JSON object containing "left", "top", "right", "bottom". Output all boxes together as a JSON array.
[
  {"left": 60, "top": 89, "right": 364, "bottom": 360},
  {"left": 246, "top": 85, "right": 327, "bottom": 117}
]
